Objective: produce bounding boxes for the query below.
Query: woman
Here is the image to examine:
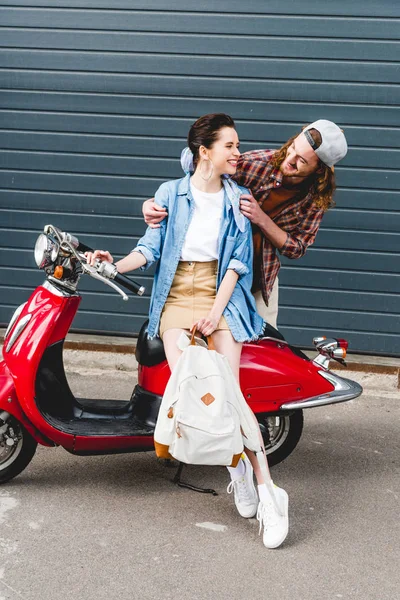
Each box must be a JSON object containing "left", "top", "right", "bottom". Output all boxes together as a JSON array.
[{"left": 86, "top": 113, "right": 289, "bottom": 549}]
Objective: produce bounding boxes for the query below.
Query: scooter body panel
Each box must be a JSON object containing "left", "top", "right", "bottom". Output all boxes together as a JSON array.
[
  {"left": 138, "top": 339, "right": 335, "bottom": 413},
  {"left": 138, "top": 362, "right": 170, "bottom": 396},
  {"left": 240, "top": 340, "right": 334, "bottom": 411},
  {"left": 3, "top": 286, "right": 81, "bottom": 448},
  {"left": 0, "top": 360, "right": 53, "bottom": 446},
  {"left": 73, "top": 434, "right": 154, "bottom": 453}
]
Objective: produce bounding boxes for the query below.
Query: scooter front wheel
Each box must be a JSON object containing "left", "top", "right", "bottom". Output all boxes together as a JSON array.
[
  {"left": 257, "top": 411, "right": 304, "bottom": 467},
  {"left": 0, "top": 415, "right": 37, "bottom": 484}
]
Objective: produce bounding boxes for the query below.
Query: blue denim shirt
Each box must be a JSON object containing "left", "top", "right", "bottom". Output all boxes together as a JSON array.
[{"left": 133, "top": 174, "right": 264, "bottom": 342}]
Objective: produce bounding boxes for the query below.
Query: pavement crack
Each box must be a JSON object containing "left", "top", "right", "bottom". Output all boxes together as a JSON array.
[{"left": 0, "top": 579, "right": 26, "bottom": 599}]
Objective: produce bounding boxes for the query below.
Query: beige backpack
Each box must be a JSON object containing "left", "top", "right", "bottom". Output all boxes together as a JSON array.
[{"left": 155, "top": 333, "right": 258, "bottom": 467}]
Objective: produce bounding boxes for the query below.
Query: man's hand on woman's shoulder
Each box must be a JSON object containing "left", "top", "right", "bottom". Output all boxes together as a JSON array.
[{"left": 142, "top": 198, "right": 168, "bottom": 229}]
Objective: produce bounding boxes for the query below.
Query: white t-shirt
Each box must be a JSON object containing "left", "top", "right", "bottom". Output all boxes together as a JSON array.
[{"left": 180, "top": 181, "right": 224, "bottom": 261}]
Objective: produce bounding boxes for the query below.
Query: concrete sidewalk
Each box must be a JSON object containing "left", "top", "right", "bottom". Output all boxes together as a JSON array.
[{"left": 1, "top": 372, "right": 399, "bottom": 600}]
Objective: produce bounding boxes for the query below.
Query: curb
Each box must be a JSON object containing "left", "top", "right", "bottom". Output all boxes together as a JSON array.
[{"left": 64, "top": 339, "right": 135, "bottom": 354}]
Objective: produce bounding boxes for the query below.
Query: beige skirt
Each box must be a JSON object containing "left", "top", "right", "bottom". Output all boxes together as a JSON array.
[{"left": 159, "top": 260, "right": 229, "bottom": 338}]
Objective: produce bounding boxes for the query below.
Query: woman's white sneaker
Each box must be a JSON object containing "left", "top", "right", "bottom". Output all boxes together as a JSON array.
[
  {"left": 256, "top": 486, "right": 289, "bottom": 549},
  {"left": 227, "top": 455, "right": 259, "bottom": 518}
]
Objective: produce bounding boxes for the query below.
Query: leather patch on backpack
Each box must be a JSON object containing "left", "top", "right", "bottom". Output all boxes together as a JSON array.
[{"left": 201, "top": 392, "right": 215, "bottom": 406}]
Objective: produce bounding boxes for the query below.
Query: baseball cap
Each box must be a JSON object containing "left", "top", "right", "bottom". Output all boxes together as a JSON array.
[{"left": 303, "top": 119, "right": 348, "bottom": 168}]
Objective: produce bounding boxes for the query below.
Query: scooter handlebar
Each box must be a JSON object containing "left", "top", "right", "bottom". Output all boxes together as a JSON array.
[
  {"left": 77, "top": 241, "right": 94, "bottom": 254},
  {"left": 42, "top": 226, "right": 146, "bottom": 297},
  {"left": 78, "top": 251, "right": 145, "bottom": 297},
  {"left": 113, "top": 272, "right": 145, "bottom": 297}
]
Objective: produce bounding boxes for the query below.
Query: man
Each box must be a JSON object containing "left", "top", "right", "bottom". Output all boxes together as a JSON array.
[{"left": 143, "top": 119, "right": 348, "bottom": 328}]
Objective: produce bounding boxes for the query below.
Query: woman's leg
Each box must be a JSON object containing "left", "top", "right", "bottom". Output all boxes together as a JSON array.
[
  {"left": 211, "top": 329, "right": 271, "bottom": 486},
  {"left": 212, "top": 330, "right": 288, "bottom": 548},
  {"left": 243, "top": 416, "right": 272, "bottom": 485},
  {"left": 162, "top": 328, "right": 189, "bottom": 372},
  {"left": 212, "top": 330, "right": 259, "bottom": 517},
  {"left": 211, "top": 329, "right": 242, "bottom": 379}
]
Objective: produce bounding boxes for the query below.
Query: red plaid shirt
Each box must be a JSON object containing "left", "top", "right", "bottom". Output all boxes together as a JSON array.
[{"left": 233, "top": 150, "right": 325, "bottom": 304}]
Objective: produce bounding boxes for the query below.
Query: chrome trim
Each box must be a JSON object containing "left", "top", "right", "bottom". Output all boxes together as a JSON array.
[
  {"left": 42, "top": 280, "right": 73, "bottom": 297},
  {"left": 4, "top": 303, "right": 27, "bottom": 338},
  {"left": 260, "top": 336, "right": 288, "bottom": 345},
  {"left": 47, "top": 275, "right": 76, "bottom": 296},
  {"left": 313, "top": 354, "right": 331, "bottom": 369},
  {"left": 313, "top": 336, "right": 327, "bottom": 345},
  {"left": 0, "top": 412, "right": 10, "bottom": 423},
  {"left": 280, "top": 370, "right": 363, "bottom": 410},
  {"left": 97, "top": 261, "right": 118, "bottom": 280},
  {"left": 47, "top": 276, "right": 77, "bottom": 293},
  {"left": 80, "top": 261, "right": 129, "bottom": 301},
  {"left": 34, "top": 233, "right": 60, "bottom": 269},
  {"left": 5, "top": 314, "right": 32, "bottom": 353},
  {"left": 0, "top": 412, "right": 9, "bottom": 434}
]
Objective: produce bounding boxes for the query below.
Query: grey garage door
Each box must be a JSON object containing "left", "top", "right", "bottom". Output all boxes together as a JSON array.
[{"left": 0, "top": 0, "right": 399, "bottom": 355}]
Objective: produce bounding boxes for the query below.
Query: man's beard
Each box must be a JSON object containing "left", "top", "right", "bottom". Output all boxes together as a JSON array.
[{"left": 281, "top": 169, "right": 311, "bottom": 187}]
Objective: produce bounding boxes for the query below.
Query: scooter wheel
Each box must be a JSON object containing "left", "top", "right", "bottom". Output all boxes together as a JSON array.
[
  {"left": 0, "top": 416, "right": 37, "bottom": 484},
  {"left": 257, "top": 410, "right": 304, "bottom": 467}
]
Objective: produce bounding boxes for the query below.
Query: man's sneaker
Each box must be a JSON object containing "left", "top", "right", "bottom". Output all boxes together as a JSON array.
[
  {"left": 226, "top": 455, "right": 258, "bottom": 518},
  {"left": 256, "top": 485, "right": 289, "bottom": 549}
]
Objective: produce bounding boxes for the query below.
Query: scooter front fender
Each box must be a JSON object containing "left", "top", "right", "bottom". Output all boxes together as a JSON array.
[{"left": 0, "top": 361, "right": 54, "bottom": 446}]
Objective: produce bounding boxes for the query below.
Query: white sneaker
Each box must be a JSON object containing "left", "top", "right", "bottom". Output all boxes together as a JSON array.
[
  {"left": 227, "top": 455, "right": 258, "bottom": 518},
  {"left": 256, "top": 486, "right": 289, "bottom": 549}
]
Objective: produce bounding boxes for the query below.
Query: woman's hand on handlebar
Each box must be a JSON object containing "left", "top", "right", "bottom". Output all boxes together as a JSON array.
[
  {"left": 85, "top": 250, "right": 114, "bottom": 266},
  {"left": 143, "top": 198, "right": 168, "bottom": 229}
]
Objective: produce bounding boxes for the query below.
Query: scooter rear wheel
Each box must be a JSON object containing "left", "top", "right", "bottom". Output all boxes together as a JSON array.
[
  {"left": 0, "top": 415, "right": 37, "bottom": 484},
  {"left": 257, "top": 411, "right": 304, "bottom": 467}
]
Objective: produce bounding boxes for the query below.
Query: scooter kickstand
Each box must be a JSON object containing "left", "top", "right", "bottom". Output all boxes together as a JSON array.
[{"left": 173, "top": 462, "right": 218, "bottom": 496}]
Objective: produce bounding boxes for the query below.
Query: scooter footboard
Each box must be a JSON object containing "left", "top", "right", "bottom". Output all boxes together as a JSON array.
[{"left": 0, "top": 361, "right": 54, "bottom": 446}]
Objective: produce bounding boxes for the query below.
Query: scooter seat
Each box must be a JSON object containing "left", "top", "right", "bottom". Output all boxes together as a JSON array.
[
  {"left": 135, "top": 320, "right": 166, "bottom": 367},
  {"left": 262, "top": 321, "right": 286, "bottom": 342}
]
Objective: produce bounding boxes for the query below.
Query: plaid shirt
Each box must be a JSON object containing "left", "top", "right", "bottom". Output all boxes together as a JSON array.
[{"left": 233, "top": 150, "right": 325, "bottom": 304}]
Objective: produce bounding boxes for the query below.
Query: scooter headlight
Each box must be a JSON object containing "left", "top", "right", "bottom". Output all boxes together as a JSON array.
[{"left": 34, "top": 234, "right": 60, "bottom": 269}]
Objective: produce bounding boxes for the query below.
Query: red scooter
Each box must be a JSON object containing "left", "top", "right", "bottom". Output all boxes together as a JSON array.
[{"left": 0, "top": 224, "right": 362, "bottom": 485}]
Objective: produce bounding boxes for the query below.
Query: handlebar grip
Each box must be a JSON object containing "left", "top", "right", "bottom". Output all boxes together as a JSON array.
[
  {"left": 114, "top": 272, "right": 145, "bottom": 296},
  {"left": 77, "top": 241, "right": 94, "bottom": 253}
]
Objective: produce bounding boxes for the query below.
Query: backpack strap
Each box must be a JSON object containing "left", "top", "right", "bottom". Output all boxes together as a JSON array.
[{"left": 190, "top": 329, "right": 216, "bottom": 351}]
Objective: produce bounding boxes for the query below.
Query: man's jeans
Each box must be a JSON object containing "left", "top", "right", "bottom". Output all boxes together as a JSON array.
[{"left": 253, "top": 277, "right": 279, "bottom": 330}]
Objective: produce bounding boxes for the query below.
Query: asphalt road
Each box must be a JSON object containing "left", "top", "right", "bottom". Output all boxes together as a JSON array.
[{"left": 0, "top": 371, "right": 399, "bottom": 600}]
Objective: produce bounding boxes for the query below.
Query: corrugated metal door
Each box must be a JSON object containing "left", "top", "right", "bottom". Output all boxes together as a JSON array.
[{"left": 0, "top": 1, "right": 399, "bottom": 355}]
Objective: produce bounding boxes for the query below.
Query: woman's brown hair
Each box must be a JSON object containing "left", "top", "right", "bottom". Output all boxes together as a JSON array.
[
  {"left": 188, "top": 113, "right": 236, "bottom": 169},
  {"left": 270, "top": 128, "right": 336, "bottom": 211}
]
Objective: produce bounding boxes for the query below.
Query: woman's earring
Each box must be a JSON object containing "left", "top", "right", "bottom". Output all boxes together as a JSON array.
[{"left": 199, "top": 159, "right": 214, "bottom": 182}]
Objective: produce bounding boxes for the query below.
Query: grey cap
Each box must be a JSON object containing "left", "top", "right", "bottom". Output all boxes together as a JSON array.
[{"left": 303, "top": 119, "right": 348, "bottom": 167}]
